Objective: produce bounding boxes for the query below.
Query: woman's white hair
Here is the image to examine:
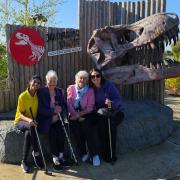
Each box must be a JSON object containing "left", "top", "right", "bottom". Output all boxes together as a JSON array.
[
  {"left": 75, "top": 70, "right": 89, "bottom": 82},
  {"left": 46, "top": 70, "right": 58, "bottom": 81}
]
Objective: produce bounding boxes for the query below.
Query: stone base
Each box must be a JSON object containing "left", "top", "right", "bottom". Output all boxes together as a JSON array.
[{"left": 0, "top": 100, "right": 173, "bottom": 164}]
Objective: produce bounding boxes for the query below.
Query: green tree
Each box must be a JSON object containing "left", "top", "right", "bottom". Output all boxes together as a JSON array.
[
  {"left": 171, "top": 39, "right": 180, "bottom": 61},
  {"left": 0, "top": 0, "right": 64, "bottom": 88},
  {"left": 0, "top": 0, "right": 64, "bottom": 42},
  {"left": 165, "top": 39, "right": 180, "bottom": 95}
]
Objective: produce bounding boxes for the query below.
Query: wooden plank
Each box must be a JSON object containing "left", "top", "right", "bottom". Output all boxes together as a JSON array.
[
  {"left": 145, "top": 0, "right": 151, "bottom": 17},
  {"left": 113, "top": 2, "right": 117, "bottom": 25},
  {"left": 0, "top": 92, "right": 4, "bottom": 112},
  {"left": 121, "top": 1, "right": 127, "bottom": 98},
  {"left": 5, "top": 24, "right": 15, "bottom": 109},
  {"left": 117, "top": 2, "right": 122, "bottom": 25},
  {"left": 140, "top": 0, "right": 145, "bottom": 20},
  {"left": 161, "top": 0, "right": 166, "bottom": 12},
  {"left": 4, "top": 90, "right": 10, "bottom": 112},
  {"left": 159, "top": 0, "right": 165, "bottom": 104}
]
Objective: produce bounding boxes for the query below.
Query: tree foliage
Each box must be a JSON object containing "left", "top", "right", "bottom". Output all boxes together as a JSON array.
[
  {"left": 171, "top": 40, "right": 180, "bottom": 61},
  {"left": 0, "top": 43, "right": 7, "bottom": 81},
  {"left": 0, "top": 0, "right": 64, "bottom": 88},
  {"left": 0, "top": 0, "right": 64, "bottom": 42},
  {"left": 165, "top": 39, "right": 180, "bottom": 95}
]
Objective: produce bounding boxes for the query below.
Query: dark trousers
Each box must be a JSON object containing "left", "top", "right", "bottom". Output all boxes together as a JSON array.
[
  {"left": 15, "top": 122, "right": 39, "bottom": 163},
  {"left": 70, "top": 113, "right": 98, "bottom": 158},
  {"left": 96, "top": 111, "right": 124, "bottom": 161},
  {"left": 49, "top": 120, "right": 65, "bottom": 157}
]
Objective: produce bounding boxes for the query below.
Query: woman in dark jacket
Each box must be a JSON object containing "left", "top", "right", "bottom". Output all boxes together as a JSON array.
[
  {"left": 89, "top": 68, "right": 124, "bottom": 164},
  {"left": 37, "top": 70, "right": 70, "bottom": 171}
]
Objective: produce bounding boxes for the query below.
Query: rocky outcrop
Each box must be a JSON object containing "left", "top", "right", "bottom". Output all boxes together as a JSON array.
[
  {"left": 117, "top": 100, "right": 173, "bottom": 154},
  {"left": 0, "top": 100, "right": 173, "bottom": 163}
]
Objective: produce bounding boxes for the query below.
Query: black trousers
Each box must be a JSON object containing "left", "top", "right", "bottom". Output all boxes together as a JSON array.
[
  {"left": 70, "top": 113, "right": 98, "bottom": 158},
  {"left": 15, "top": 122, "right": 39, "bottom": 163},
  {"left": 49, "top": 120, "right": 65, "bottom": 157},
  {"left": 96, "top": 111, "right": 124, "bottom": 161}
]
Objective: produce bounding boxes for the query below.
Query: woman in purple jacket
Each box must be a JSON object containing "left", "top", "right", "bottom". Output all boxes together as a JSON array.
[
  {"left": 37, "top": 70, "right": 70, "bottom": 171},
  {"left": 67, "top": 70, "right": 100, "bottom": 166},
  {"left": 89, "top": 68, "right": 124, "bottom": 164}
]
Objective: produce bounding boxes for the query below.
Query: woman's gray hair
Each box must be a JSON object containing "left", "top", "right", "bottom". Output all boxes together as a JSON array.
[
  {"left": 46, "top": 70, "right": 58, "bottom": 81},
  {"left": 75, "top": 70, "right": 89, "bottom": 82}
]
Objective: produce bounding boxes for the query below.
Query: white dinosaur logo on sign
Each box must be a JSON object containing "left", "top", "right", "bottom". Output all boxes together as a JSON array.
[{"left": 15, "top": 32, "right": 45, "bottom": 62}]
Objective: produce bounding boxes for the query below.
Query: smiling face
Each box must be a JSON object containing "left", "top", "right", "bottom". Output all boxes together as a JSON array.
[
  {"left": 76, "top": 76, "right": 88, "bottom": 89},
  {"left": 90, "top": 70, "right": 102, "bottom": 87},
  {"left": 47, "top": 76, "right": 57, "bottom": 90},
  {"left": 29, "top": 78, "right": 41, "bottom": 92}
]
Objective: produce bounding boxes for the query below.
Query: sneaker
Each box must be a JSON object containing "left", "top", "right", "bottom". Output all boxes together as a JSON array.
[
  {"left": 93, "top": 155, "right": 100, "bottom": 166},
  {"left": 21, "top": 160, "right": 29, "bottom": 173},
  {"left": 32, "top": 151, "right": 44, "bottom": 169},
  {"left": 59, "top": 158, "right": 71, "bottom": 168},
  {"left": 82, "top": 154, "right": 89, "bottom": 162},
  {"left": 52, "top": 163, "right": 64, "bottom": 172}
]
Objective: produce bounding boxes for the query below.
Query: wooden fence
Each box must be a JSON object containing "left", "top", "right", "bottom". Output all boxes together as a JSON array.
[
  {"left": 0, "top": 25, "right": 84, "bottom": 113},
  {"left": 0, "top": 0, "right": 166, "bottom": 113}
]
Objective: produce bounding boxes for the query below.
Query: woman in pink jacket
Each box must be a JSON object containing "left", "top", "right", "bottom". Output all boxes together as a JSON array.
[{"left": 67, "top": 70, "right": 100, "bottom": 166}]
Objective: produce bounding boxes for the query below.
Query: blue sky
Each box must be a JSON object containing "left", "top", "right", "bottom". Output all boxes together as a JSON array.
[{"left": 59, "top": 0, "right": 180, "bottom": 29}]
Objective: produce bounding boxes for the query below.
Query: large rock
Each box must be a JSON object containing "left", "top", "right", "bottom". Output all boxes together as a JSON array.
[
  {"left": 0, "top": 100, "right": 173, "bottom": 163},
  {"left": 117, "top": 100, "right": 173, "bottom": 154}
]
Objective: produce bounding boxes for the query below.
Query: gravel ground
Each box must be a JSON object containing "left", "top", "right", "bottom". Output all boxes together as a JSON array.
[{"left": 1, "top": 95, "right": 180, "bottom": 180}]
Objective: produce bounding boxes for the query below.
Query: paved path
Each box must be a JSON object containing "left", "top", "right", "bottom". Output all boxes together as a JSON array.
[{"left": 1, "top": 96, "right": 180, "bottom": 180}]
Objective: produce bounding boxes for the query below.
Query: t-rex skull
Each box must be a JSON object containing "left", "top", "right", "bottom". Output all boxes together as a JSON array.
[{"left": 87, "top": 13, "right": 180, "bottom": 84}]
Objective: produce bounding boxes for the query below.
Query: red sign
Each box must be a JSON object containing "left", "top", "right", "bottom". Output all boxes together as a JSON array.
[{"left": 9, "top": 27, "right": 45, "bottom": 66}]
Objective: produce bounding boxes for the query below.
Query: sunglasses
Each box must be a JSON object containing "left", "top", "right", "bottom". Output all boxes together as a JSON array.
[{"left": 91, "top": 74, "right": 101, "bottom": 79}]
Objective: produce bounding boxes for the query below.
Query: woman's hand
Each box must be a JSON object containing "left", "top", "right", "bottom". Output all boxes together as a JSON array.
[
  {"left": 70, "top": 114, "right": 80, "bottom": 120},
  {"left": 105, "top": 98, "right": 112, "bottom": 108},
  {"left": 54, "top": 105, "right": 62, "bottom": 114},
  {"left": 29, "top": 119, "right": 37, "bottom": 127}
]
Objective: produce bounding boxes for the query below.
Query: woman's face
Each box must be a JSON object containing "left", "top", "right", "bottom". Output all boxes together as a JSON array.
[
  {"left": 47, "top": 77, "right": 57, "bottom": 90},
  {"left": 76, "top": 76, "right": 88, "bottom": 88},
  {"left": 29, "top": 79, "right": 41, "bottom": 92},
  {"left": 90, "top": 71, "right": 101, "bottom": 87}
]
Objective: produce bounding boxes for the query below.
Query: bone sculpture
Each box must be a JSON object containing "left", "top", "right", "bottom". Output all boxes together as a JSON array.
[{"left": 87, "top": 13, "right": 179, "bottom": 84}]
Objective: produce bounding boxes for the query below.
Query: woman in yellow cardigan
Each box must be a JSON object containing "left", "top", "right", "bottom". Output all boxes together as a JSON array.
[{"left": 14, "top": 75, "right": 43, "bottom": 173}]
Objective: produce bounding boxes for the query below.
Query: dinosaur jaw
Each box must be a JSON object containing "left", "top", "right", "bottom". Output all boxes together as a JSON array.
[{"left": 103, "top": 64, "right": 180, "bottom": 85}]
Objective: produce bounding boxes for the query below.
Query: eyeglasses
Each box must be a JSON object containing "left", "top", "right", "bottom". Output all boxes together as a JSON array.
[{"left": 91, "top": 74, "right": 101, "bottom": 79}]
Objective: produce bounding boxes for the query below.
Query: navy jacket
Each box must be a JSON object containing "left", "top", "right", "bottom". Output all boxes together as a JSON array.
[
  {"left": 37, "top": 86, "right": 66, "bottom": 133},
  {"left": 94, "top": 80, "right": 124, "bottom": 112}
]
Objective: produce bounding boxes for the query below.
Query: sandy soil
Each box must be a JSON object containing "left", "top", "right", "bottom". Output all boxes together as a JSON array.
[{"left": 1, "top": 96, "right": 180, "bottom": 180}]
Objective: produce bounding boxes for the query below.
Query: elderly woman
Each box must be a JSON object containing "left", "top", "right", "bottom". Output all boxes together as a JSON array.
[
  {"left": 89, "top": 68, "right": 124, "bottom": 164},
  {"left": 37, "top": 70, "right": 70, "bottom": 171},
  {"left": 14, "top": 75, "right": 43, "bottom": 173},
  {"left": 67, "top": 70, "right": 100, "bottom": 166}
]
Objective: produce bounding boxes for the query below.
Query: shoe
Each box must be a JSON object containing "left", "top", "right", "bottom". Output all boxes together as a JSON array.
[
  {"left": 32, "top": 151, "right": 44, "bottom": 169},
  {"left": 82, "top": 154, "right": 89, "bottom": 162},
  {"left": 93, "top": 155, "right": 100, "bottom": 166},
  {"left": 52, "top": 163, "right": 64, "bottom": 172},
  {"left": 59, "top": 158, "right": 71, "bottom": 168},
  {"left": 21, "top": 160, "right": 29, "bottom": 173}
]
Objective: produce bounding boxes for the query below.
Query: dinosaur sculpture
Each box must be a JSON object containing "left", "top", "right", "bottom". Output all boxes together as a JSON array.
[{"left": 87, "top": 13, "right": 179, "bottom": 85}]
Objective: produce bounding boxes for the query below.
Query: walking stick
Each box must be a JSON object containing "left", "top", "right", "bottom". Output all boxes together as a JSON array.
[
  {"left": 29, "top": 107, "right": 53, "bottom": 175},
  {"left": 107, "top": 107, "right": 114, "bottom": 165},
  {"left": 107, "top": 104, "right": 115, "bottom": 165},
  {"left": 57, "top": 112, "right": 78, "bottom": 165}
]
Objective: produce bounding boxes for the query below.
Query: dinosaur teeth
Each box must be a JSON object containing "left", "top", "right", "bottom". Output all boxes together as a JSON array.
[
  {"left": 173, "top": 36, "right": 177, "bottom": 45},
  {"left": 150, "top": 42, "right": 156, "bottom": 49}
]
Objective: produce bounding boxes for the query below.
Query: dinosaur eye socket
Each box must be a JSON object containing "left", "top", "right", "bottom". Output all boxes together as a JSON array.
[{"left": 139, "top": 28, "right": 144, "bottom": 35}]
